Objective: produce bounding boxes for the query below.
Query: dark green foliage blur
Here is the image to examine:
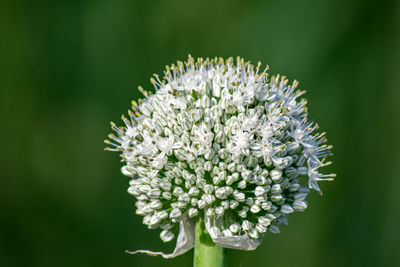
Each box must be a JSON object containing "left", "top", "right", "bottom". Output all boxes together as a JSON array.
[{"left": 1, "top": 0, "right": 399, "bottom": 266}]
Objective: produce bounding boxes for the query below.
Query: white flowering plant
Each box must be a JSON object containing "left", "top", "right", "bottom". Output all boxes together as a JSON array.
[{"left": 105, "top": 56, "right": 334, "bottom": 266}]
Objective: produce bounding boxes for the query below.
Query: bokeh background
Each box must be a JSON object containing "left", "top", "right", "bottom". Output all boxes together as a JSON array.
[{"left": 1, "top": 0, "right": 399, "bottom": 266}]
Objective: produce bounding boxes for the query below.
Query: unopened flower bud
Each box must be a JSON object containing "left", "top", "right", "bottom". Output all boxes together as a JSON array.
[{"left": 160, "top": 230, "right": 174, "bottom": 242}]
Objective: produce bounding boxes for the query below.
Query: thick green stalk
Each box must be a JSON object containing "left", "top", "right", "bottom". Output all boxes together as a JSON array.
[{"left": 193, "top": 216, "right": 224, "bottom": 267}]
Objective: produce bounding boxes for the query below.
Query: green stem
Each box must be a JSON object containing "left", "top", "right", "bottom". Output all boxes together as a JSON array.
[{"left": 193, "top": 216, "right": 224, "bottom": 267}]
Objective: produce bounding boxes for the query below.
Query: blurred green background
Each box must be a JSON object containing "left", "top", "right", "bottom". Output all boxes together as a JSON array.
[{"left": 1, "top": 0, "right": 399, "bottom": 266}]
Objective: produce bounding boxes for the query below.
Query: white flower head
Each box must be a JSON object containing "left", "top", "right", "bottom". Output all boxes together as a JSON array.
[{"left": 105, "top": 56, "right": 334, "bottom": 252}]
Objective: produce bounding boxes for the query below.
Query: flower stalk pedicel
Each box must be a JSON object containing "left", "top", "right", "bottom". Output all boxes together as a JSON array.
[
  {"left": 105, "top": 56, "right": 334, "bottom": 264},
  {"left": 194, "top": 216, "right": 224, "bottom": 267}
]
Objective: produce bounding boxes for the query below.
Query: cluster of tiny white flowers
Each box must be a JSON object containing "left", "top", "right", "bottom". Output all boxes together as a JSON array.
[{"left": 105, "top": 56, "right": 334, "bottom": 243}]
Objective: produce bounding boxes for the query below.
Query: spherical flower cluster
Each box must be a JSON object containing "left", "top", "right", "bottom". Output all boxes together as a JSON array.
[{"left": 105, "top": 56, "right": 334, "bottom": 247}]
